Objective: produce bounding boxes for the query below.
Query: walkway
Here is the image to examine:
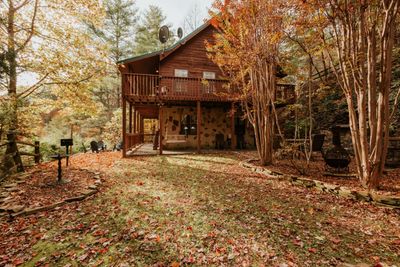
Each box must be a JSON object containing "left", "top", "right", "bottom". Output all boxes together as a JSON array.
[{"left": 127, "top": 143, "right": 196, "bottom": 156}]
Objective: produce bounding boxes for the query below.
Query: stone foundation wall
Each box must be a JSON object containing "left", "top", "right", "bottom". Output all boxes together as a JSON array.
[{"left": 161, "top": 106, "right": 255, "bottom": 150}]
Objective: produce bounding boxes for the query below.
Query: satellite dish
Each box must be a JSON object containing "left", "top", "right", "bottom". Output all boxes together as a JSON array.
[
  {"left": 159, "top": 25, "right": 170, "bottom": 44},
  {"left": 177, "top": 27, "right": 183, "bottom": 39}
]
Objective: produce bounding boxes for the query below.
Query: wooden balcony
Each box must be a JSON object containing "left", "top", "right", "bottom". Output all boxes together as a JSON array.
[
  {"left": 122, "top": 73, "right": 295, "bottom": 103},
  {"left": 123, "top": 73, "right": 234, "bottom": 102}
]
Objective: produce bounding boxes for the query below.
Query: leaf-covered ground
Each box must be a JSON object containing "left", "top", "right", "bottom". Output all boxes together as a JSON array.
[{"left": 1, "top": 152, "right": 400, "bottom": 266}]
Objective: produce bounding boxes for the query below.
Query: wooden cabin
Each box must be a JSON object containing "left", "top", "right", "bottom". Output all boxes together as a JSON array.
[{"left": 118, "top": 22, "right": 294, "bottom": 156}]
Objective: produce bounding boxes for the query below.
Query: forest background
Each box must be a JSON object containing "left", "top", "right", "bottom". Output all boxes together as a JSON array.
[{"left": 0, "top": 0, "right": 209, "bottom": 168}]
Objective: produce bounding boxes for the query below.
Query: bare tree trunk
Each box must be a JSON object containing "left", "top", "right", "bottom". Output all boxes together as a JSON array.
[
  {"left": 5, "top": 0, "right": 23, "bottom": 173},
  {"left": 321, "top": 0, "right": 399, "bottom": 189},
  {"left": 248, "top": 61, "right": 276, "bottom": 166},
  {"left": 304, "top": 59, "right": 313, "bottom": 165}
]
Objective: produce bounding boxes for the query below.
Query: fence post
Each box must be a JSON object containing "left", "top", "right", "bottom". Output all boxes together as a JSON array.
[{"left": 34, "top": 141, "right": 40, "bottom": 164}]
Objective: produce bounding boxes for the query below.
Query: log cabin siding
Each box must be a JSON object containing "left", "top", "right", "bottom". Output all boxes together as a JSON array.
[{"left": 159, "top": 25, "right": 223, "bottom": 79}]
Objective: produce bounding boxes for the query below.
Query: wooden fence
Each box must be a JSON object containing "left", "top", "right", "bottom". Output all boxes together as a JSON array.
[{"left": 0, "top": 140, "right": 40, "bottom": 164}]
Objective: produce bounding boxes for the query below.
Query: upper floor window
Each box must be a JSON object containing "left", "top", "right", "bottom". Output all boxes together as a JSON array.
[
  {"left": 203, "top": 71, "right": 216, "bottom": 80},
  {"left": 175, "top": 69, "right": 188, "bottom": 78}
]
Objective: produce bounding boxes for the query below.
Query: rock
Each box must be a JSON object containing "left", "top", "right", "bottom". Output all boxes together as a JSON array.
[
  {"left": 338, "top": 263, "right": 370, "bottom": 267},
  {"left": 64, "top": 195, "right": 86, "bottom": 202},
  {"left": 18, "top": 173, "right": 30, "bottom": 179},
  {"left": 86, "top": 190, "right": 97, "bottom": 196},
  {"left": 80, "top": 189, "right": 97, "bottom": 197},
  {"left": 5, "top": 205, "right": 25, "bottom": 213},
  {"left": 0, "top": 205, "right": 10, "bottom": 212},
  {"left": 338, "top": 188, "right": 353, "bottom": 198},
  {"left": 22, "top": 202, "right": 65, "bottom": 216},
  {"left": 314, "top": 180, "right": 326, "bottom": 191},
  {"left": 88, "top": 185, "right": 97, "bottom": 190},
  {"left": 371, "top": 194, "right": 400, "bottom": 207},
  {"left": 297, "top": 178, "right": 316, "bottom": 188},
  {"left": 4, "top": 183, "right": 17, "bottom": 188},
  {"left": 6, "top": 187, "right": 19, "bottom": 192},
  {"left": 1, "top": 196, "right": 13, "bottom": 204},
  {"left": 351, "top": 190, "right": 372, "bottom": 202}
]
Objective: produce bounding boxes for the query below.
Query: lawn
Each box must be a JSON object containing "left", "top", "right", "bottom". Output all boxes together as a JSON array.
[{"left": 1, "top": 152, "right": 399, "bottom": 266}]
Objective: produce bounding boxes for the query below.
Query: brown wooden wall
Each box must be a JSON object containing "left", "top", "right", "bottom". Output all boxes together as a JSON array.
[
  {"left": 126, "top": 56, "right": 159, "bottom": 74},
  {"left": 159, "top": 25, "right": 223, "bottom": 79}
]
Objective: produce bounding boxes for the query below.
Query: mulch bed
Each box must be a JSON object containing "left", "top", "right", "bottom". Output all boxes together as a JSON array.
[{"left": 237, "top": 151, "right": 400, "bottom": 197}]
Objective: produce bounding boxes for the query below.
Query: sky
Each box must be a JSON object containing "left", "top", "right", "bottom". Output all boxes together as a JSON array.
[{"left": 135, "top": 0, "right": 214, "bottom": 30}]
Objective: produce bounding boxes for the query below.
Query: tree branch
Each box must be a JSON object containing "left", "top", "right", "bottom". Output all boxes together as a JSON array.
[{"left": 16, "top": 0, "right": 38, "bottom": 53}]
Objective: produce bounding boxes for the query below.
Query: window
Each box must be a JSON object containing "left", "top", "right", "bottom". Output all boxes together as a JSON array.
[
  {"left": 180, "top": 115, "right": 197, "bottom": 135},
  {"left": 174, "top": 69, "right": 188, "bottom": 77},
  {"left": 174, "top": 69, "right": 188, "bottom": 92},
  {"left": 203, "top": 71, "right": 216, "bottom": 80}
]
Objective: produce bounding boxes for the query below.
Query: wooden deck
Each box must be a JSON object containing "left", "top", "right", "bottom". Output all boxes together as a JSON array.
[
  {"left": 122, "top": 73, "right": 296, "bottom": 104},
  {"left": 127, "top": 143, "right": 197, "bottom": 156},
  {"left": 127, "top": 143, "right": 254, "bottom": 157},
  {"left": 123, "top": 73, "right": 234, "bottom": 102}
]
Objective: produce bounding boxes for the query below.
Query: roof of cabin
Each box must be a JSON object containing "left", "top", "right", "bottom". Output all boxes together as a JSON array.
[{"left": 117, "top": 21, "right": 212, "bottom": 65}]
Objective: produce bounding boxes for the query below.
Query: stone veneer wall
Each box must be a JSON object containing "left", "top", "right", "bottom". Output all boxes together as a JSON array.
[{"left": 162, "top": 106, "right": 255, "bottom": 150}]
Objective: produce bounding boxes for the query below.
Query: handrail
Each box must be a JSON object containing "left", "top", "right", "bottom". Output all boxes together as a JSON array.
[
  {"left": 123, "top": 73, "right": 295, "bottom": 102},
  {"left": 123, "top": 73, "right": 228, "bottom": 82},
  {"left": 125, "top": 133, "right": 144, "bottom": 150}
]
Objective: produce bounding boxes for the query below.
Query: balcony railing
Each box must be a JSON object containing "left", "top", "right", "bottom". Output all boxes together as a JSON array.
[
  {"left": 123, "top": 73, "right": 295, "bottom": 103},
  {"left": 159, "top": 76, "right": 232, "bottom": 101},
  {"left": 123, "top": 73, "right": 233, "bottom": 101},
  {"left": 124, "top": 73, "right": 159, "bottom": 97},
  {"left": 125, "top": 133, "right": 143, "bottom": 150}
]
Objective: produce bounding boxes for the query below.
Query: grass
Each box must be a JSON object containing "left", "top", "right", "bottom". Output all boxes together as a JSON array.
[{"left": 2, "top": 152, "right": 399, "bottom": 266}]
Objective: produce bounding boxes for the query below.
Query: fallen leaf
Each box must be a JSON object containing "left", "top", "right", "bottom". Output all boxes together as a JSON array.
[{"left": 308, "top": 248, "right": 317, "bottom": 253}]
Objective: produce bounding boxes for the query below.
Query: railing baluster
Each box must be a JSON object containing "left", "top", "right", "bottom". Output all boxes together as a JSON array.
[{"left": 122, "top": 73, "right": 291, "bottom": 102}]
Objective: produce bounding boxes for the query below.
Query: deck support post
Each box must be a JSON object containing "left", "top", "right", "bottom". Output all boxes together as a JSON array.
[
  {"left": 136, "top": 111, "right": 140, "bottom": 134},
  {"left": 231, "top": 102, "right": 236, "bottom": 150},
  {"left": 139, "top": 114, "right": 142, "bottom": 135},
  {"left": 159, "top": 106, "right": 164, "bottom": 155},
  {"left": 197, "top": 101, "right": 201, "bottom": 153},
  {"left": 122, "top": 98, "right": 127, "bottom": 158},
  {"left": 129, "top": 103, "right": 132, "bottom": 133},
  {"left": 140, "top": 116, "right": 144, "bottom": 143},
  {"left": 133, "top": 109, "right": 138, "bottom": 134},
  {"left": 138, "top": 113, "right": 141, "bottom": 135}
]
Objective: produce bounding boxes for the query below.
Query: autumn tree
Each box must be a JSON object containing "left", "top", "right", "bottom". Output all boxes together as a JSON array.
[
  {"left": 0, "top": 0, "right": 107, "bottom": 175},
  {"left": 134, "top": 5, "right": 175, "bottom": 55},
  {"left": 102, "top": 108, "right": 122, "bottom": 147},
  {"left": 298, "top": 0, "right": 399, "bottom": 189},
  {"left": 208, "top": 0, "right": 288, "bottom": 165}
]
